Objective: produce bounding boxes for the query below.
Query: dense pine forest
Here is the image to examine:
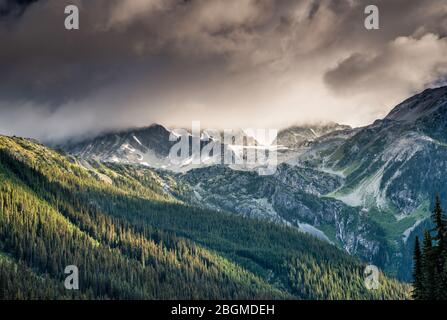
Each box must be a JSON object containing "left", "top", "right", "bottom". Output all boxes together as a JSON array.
[
  {"left": 0, "top": 135, "right": 409, "bottom": 299},
  {"left": 412, "top": 196, "right": 447, "bottom": 300}
]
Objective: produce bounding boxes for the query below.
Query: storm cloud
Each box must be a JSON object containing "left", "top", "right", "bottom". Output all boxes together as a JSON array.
[{"left": 0, "top": 0, "right": 446, "bottom": 142}]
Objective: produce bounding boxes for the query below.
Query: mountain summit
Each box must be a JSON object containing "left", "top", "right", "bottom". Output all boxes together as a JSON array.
[
  {"left": 61, "top": 122, "right": 351, "bottom": 171},
  {"left": 385, "top": 86, "right": 447, "bottom": 123}
]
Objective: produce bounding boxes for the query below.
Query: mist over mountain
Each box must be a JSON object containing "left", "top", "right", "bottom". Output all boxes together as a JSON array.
[{"left": 1, "top": 0, "right": 447, "bottom": 141}]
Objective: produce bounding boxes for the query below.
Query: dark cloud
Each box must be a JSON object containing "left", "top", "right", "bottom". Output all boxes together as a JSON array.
[
  {"left": 0, "top": 0, "right": 39, "bottom": 17},
  {"left": 0, "top": 0, "right": 446, "bottom": 142},
  {"left": 324, "top": 34, "right": 447, "bottom": 96}
]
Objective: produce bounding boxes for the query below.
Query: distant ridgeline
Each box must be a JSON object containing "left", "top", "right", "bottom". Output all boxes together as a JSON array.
[{"left": 0, "top": 135, "right": 409, "bottom": 299}]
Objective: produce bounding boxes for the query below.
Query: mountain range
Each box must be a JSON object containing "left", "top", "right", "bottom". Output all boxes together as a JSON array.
[
  {"left": 2, "top": 86, "right": 446, "bottom": 299},
  {"left": 0, "top": 134, "right": 408, "bottom": 299},
  {"left": 59, "top": 86, "right": 447, "bottom": 281}
]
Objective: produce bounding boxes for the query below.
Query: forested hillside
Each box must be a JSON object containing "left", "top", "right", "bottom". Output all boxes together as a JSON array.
[{"left": 0, "top": 136, "right": 409, "bottom": 299}]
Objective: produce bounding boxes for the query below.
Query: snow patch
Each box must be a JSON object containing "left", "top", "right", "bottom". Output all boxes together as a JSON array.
[
  {"left": 298, "top": 223, "right": 332, "bottom": 243},
  {"left": 336, "top": 165, "right": 388, "bottom": 209},
  {"left": 133, "top": 135, "right": 143, "bottom": 146}
]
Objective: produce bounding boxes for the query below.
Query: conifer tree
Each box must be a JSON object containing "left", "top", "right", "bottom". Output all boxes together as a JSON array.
[
  {"left": 412, "top": 236, "right": 423, "bottom": 300},
  {"left": 432, "top": 195, "right": 447, "bottom": 252},
  {"left": 421, "top": 230, "right": 436, "bottom": 300},
  {"left": 431, "top": 195, "right": 447, "bottom": 299},
  {"left": 412, "top": 196, "right": 447, "bottom": 300}
]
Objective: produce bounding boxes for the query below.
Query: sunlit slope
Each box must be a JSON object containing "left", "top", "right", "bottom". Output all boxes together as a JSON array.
[{"left": 0, "top": 136, "right": 409, "bottom": 299}]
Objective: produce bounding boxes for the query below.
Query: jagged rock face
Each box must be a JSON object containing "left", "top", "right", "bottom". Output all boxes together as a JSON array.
[
  {"left": 275, "top": 123, "right": 352, "bottom": 163},
  {"left": 62, "top": 124, "right": 175, "bottom": 162},
  {"left": 60, "top": 124, "right": 232, "bottom": 172},
  {"left": 385, "top": 86, "right": 447, "bottom": 123},
  {"left": 318, "top": 87, "right": 447, "bottom": 216},
  {"left": 159, "top": 163, "right": 389, "bottom": 266},
  {"left": 61, "top": 122, "right": 349, "bottom": 172},
  {"left": 278, "top": 123, "right": 351, "bottom": 150}
]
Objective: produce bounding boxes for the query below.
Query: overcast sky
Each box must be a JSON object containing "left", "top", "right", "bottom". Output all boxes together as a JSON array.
[{"left": 1, "top": 0, "right": 447, "bottom": 142}]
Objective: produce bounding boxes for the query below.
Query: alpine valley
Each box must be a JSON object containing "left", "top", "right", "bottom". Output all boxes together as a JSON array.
[{"left": 4, "top": 85, "right": 447, "bottom": 299}]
